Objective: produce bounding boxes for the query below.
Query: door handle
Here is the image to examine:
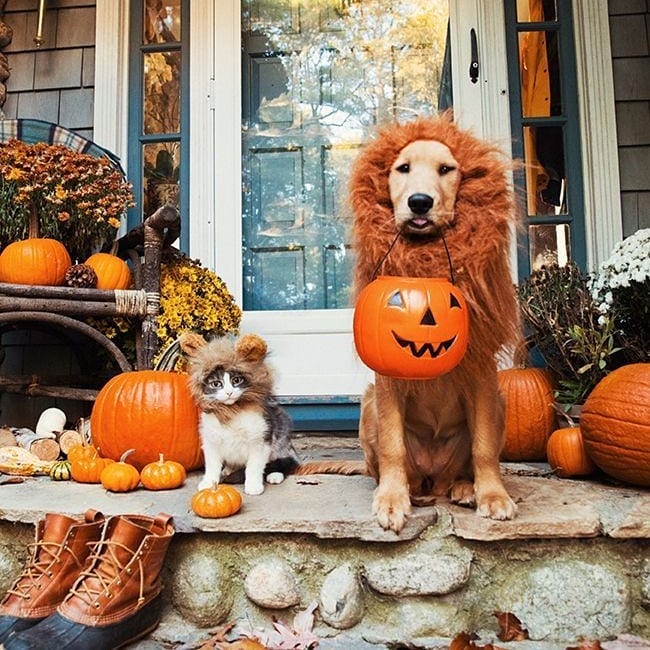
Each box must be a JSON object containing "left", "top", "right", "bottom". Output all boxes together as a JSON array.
[{"left": 469, "top": 28, "right": 479, "bottom": 84}]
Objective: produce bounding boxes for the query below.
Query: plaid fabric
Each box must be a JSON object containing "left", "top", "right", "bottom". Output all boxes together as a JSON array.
[{"left": 0, "top": 118, "right": 125, "bottom": 175}]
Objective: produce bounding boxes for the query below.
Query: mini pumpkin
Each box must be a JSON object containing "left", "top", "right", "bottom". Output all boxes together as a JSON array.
[
  {"left": 49, "top": 460, "right": 72, "bottom": 481},
  {"left": 70, "top": 452, "right": 114, "bottom": 484},
  {"left": 140, "top": 454, "right": 186, "bottom": 490},
  {"left": 66, "top": 441, "right": 100, "bottom": 463},
  {"left": 547, "top": 426, "right": 596, "bottom": 478},
  {"left": 100, "top": 449, "right": 140, "bottom": 492},
  {"left": 191, "top": 484, "right": 242, "bottom": 518},
  {"left": 353, "top": 276, "right": 469, "bottom": 379},
  {"left": 0, "top": 238, "right": 71, "bottom": 286},
  {"left": 84, "top": 252, "right": 132, "bottom": 290}
]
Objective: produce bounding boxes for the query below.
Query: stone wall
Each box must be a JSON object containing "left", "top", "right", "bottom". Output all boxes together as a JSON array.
[
  {"left": 0, "top": 471, "right": 648, "bottom": 648},
  {"left": 0, "top": 520, "right": 648, "bottom": 649}
]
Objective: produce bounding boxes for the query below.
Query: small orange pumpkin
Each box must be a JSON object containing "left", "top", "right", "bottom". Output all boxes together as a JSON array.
[
  {"left": 70, "top": 452, "right": 114, "bottom": 484},
  {"left": 0, "top": 238, "right": 71, "bottom": 286},
  {"left": 547, "top": 426, "right": 596, "bottom": 478},
  {"left": 498, "top": 367, "right": 556, "bottom": 461},
  {"left": 84, "top": 252, "right": 131, "bottom": 290},
  {"left": 66, "top": 441, "right": 100, "bottom": 463},
  {"left": 353, "top": 276, "right": 469, "bottom": 379},
  {"left": 100, "top": 449, "right": 141, "bottom": 492},
  {"left": 140, "top": 454, "right": 186, "bottom": 490},
  {"left": 580, "top": 363, "right": 650, "bottom": 487},
  {"left": 191, "top": 484, "right": 242, "bottom": 518}
]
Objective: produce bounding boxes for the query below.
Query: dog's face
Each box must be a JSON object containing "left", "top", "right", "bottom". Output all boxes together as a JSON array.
[{"left": 388, "top": 139, "right": 461, "bottom": 236}]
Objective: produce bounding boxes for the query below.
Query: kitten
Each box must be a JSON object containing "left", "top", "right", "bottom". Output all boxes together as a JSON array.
[{"left": 184, "top": 333, "right": 300, "bottom": 495}]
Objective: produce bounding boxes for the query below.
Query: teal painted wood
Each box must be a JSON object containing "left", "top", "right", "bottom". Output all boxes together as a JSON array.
[
  {"left": 504, "top": 0, "right": 586, "bottom": 278},
  {"left": 127, "top": 3, "right": 190, "bottom": 253}
]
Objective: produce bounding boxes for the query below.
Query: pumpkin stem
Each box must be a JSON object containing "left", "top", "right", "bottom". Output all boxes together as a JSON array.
[
  {"left": 552, "top": 402, "right": 576, "bottom": 427},
  {"left": 119, "top": 448, "right": 136, "bottom": 464},
  {"left": 158, "top": 453, "right": 165, "bottom": 463},
  {"left": 513, "top": 335, "right": 534, "bottom": 368},
  {"left": 28, "top": 203, "right": 39, "bottom": 239}
]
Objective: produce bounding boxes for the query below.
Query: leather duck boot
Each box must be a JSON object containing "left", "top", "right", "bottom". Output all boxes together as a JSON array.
[
  {"left": 0, "top": 510, "right": 105, "bottom": 644},
  {"left": 3, "top": 513, "right": 174, "bottom": 650}
]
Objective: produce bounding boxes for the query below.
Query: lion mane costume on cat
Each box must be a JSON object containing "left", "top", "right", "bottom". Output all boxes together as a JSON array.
[{"left": 347, "top": 114, "right": 522, "bottom": 532}]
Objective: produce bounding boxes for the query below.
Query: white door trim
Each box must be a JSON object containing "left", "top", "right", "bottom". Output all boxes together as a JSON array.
[
  {"left": 572, "top": 0, "right": 623, "bottom": 268},
  {"left": 93, "top": 0, "right": 129, "bottom": 169}
]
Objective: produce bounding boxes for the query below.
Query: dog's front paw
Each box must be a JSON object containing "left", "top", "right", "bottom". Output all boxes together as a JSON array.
[
  {"left": 373, "top": 486, "right": 412, "bottom": 533},
  {"left": 476, "top": 492, "right": 517, "bottom": 520},
  {"left": 450, "top": 480, "right": 476, "bottom": 508}
]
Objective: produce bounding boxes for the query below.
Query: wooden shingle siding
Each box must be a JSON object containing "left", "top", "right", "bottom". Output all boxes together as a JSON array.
[
  {"left": 1, "top": 0, "right": 96, "bottom": 141},
  {"left": 609, "top": 0, "right": 650, "bottom": 235}
]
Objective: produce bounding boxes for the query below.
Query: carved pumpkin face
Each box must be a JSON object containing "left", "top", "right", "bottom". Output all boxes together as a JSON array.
[{"left": 353, "top": 276, "right": 469, "bottom": 379}]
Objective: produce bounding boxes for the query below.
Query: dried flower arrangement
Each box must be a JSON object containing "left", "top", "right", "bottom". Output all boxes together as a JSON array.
[
  {"left": 0, "top": 139, "right": 134, "bottom": 261},
  {"left": 517, "top": 261, "right": 623, "bottom": 409},
  {"left": 90, "top": 251, "right": 241, "bottom": 368}
]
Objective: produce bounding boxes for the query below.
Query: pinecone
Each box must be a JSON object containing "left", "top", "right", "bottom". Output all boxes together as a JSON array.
[{"left": 64, "top": 263, "right": 98, "bottom": 288}]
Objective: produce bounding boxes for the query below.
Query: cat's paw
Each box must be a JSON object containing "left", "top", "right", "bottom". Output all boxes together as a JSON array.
[
  {"left": 265, "top": 472, "right": 285, "bottom": 484},
  {"left": 244, "top": 480, "right": 265, "bottom": 496},
  {"left": 198, "top": 476, "right": 219, "bottom": 491}
]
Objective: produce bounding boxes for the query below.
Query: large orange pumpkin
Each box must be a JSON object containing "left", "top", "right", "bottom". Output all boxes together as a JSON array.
[
  {"left": 90, "top": 370, "right": 203, "bottom": 471},
  {"left": 0, "top": 238, "right": 71, "bottom": 286},
  {"left": 580, "top": 363, "right": 650, "bottom": 487},
  {"left": 498, "top": 367, "right": 556, "bottom": 461},
  {"left": 353, "top": 276, "right": 469, "bottom": 379},
  {"left": 84, "top": 252, "right": 131, "bottom": 290}
]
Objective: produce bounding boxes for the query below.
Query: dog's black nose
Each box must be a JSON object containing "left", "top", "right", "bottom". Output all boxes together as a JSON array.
[{"left": 407, "top": 193, "right": 434, "bottom": 215}]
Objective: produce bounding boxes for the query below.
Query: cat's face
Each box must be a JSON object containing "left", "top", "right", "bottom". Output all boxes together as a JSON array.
[
  {"left": 203, "top": 368, "right": 248, "bottom": 405},
  {"left": 185, "top": 335, "right": 274, "bottom": 413}
]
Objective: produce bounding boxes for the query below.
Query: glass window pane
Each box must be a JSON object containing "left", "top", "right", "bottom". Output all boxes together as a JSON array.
[
  {"left": 241, "top": 0, "right": 450, "bottom": 311},
  {"left": 519, "top": 30, "right": 561, "bottom": 117},
  {"left": 529, "top": 223, "right": 570, "bottom": 270},
  {"left": 517, "top": 0, "right": 557, "bottom": 22},
  {"left": 143, "top": 51, "right": 181, "bottom": 134},
  {"left": 523, "top": 125, "right": 567, "bottom": 216},
  {"left": 143, "top": 142, "right": 180, "bottom": 217},
  {"left": 144, "top": 0, "right": 181, "bottom": 44}
]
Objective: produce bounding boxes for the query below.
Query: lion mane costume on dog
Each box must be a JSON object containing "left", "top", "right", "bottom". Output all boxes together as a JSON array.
[{"left": 349, "top": 114, "right": 522, "bottom": 532}]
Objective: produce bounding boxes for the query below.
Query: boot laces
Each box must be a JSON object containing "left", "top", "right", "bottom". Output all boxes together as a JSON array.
[
  {"left": 5, "top": 540, "right": 84, "bottom": 602},
  {"left": 68, "top": 539, "right": 145, "bottom": 610}
]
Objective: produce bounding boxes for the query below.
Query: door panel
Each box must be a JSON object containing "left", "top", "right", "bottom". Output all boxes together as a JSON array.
[{"left": 234, "top": 0, "right": 511, "bottom": 399}]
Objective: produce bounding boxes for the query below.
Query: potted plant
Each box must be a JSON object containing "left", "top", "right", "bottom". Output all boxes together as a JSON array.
[
  {"left": 517, "top": 260, "right": 623, "bottom": 412},
  {"left": 0, "top": 139, "right": 134, "bottom": 262}
]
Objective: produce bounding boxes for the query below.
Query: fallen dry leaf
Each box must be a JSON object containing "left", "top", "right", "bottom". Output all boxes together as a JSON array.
[
  {"left": 196, "top": 623, "right": 268, "bottom": 650},
  {"left": 494, "top": 611, "right": 529, "bottom": 642},
  {"left": 449, "top": 631, "right": 504, "bottom": 650},
  {"left": 566, "top": 640, "right": 602, "bottom": 650}
]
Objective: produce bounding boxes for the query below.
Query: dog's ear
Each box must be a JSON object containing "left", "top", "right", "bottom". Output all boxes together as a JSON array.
[
  {"left": 235, "top": 334, "right": 268, "bottom": 362},
  {"left": 178, "top": 331, "right": 208, "bottom": 358}
]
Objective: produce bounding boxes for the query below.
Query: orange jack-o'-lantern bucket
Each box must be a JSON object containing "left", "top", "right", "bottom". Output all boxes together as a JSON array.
[{"left": 353, "top": 275, "right": 469, "bottom": 379}]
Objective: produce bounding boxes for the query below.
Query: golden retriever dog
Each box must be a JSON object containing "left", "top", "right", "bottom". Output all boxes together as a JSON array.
[{"left": 349, "top": 114, "right": 521, "bottom": 533}]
